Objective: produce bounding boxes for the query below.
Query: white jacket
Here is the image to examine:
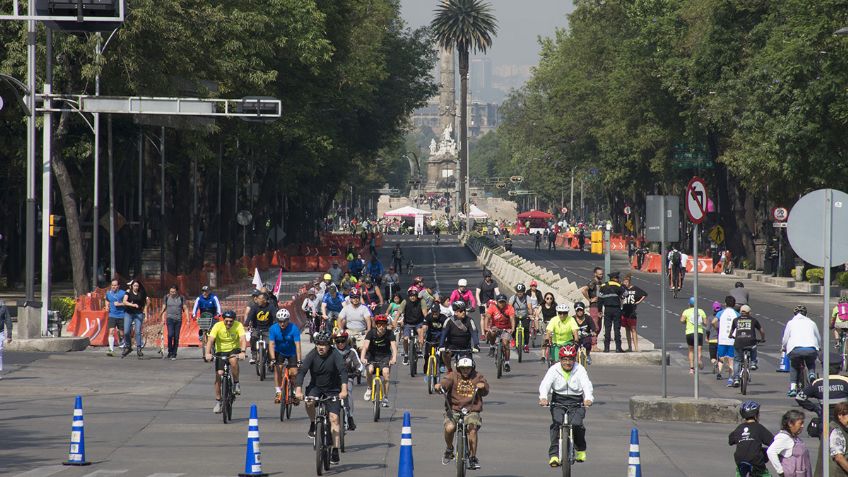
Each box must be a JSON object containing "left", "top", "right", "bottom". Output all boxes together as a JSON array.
[
  {"left": 782, "top": 314, "right": 821, "bottom": 352},
  {"left": 539, "top": 362, "right": 594, "bottom": 401}
]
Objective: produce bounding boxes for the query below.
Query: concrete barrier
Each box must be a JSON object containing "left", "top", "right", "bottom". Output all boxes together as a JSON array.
[
  {"left": 7, "top": 336, "right": 91, "bottom": 352},
  {"left": 630, "top": 395, "right": 741, "bottom": 424}
]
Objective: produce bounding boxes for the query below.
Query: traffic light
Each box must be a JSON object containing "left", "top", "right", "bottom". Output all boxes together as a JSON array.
[{"left": 49, "top": 215, "right": 64, "bottom": 237}]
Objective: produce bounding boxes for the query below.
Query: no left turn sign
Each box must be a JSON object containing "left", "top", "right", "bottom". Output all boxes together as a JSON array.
[
  {"left": 772, "top": 207, "right": 789, "bottom": 222},
  {"left": 624, "top": 206, "right": 632, "bottom": 215},
  {"left": 685, "top": 177, "right": 708, "bottom": 224}
]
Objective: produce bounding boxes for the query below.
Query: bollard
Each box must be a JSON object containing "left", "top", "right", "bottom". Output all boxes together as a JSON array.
[
  {"left": 628, "top": 427, "right": 642, "bottom": 477},
  {"left": 398, "top": 411, "right": 414, "bottom": 477},
  {"left": 239, "top": 404, "right": 268, "bottom": 477},
  {"left": 63, "top": 395, "right": 91, "bottom": 466}
]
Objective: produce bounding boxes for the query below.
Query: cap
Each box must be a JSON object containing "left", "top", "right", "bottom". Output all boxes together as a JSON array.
[
  {"left": 740, "top": 304, "right": 751, "bottom": 313},
  {"left": 608, "top": 271, "right": 620, "bottom": 279},
  {"left": 324, "top": 274, "right": 332, "bottom": 280},
  {"left": 573, "top": 302, "right": 586, "bottom": 311},
  {"left": 689, "top": 297, "right": 696, "bottom": 306}
]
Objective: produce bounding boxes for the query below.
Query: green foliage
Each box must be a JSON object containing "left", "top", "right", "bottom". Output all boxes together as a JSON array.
[
  {"left": 431, "top": 0, "right": 498, "bottom": 54},
  {"left": 806, "top": 268, "right": 824, "bottom": 284},
  {"left": 51, "top": 297, "right": 77, "bottom": 321},
  {"left": 837, "top": 272, "right": 848, "bottom": 289}
]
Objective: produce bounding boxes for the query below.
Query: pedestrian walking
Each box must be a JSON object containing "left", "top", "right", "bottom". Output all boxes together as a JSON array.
[
  {"left": 680, "top": 297, "right": 707, "bottom": 374},
  {"left": 104, "top": 278, "right": 126, "bottom": 356},
  {"left": 121, "top": 280, "right": 148, "bottom": 358},
  {"left": 767, "top": 410, "right": 812, "bottom": 477},
  {"left": 160, "top": 285, "right": 188, "bottom": 360},
  {"left": 0, "top": 299, "right": 12, "bottom": 379}
]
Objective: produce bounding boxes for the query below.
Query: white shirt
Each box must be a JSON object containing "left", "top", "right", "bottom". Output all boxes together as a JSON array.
[
  {"left": 439, "top": 303, "right": 454, "bottom": 318},
  {"left": 782, "top": 314, "right": 821, "bottom": 352},
  {"left": 539, "top": 362, "right": 594, "bottom": 401},
  {"left": 766, "top": 430, "right": 796, "bottom": 475},
  {"left": 717, "top": 308, "right": 738, "bottom": 346}
]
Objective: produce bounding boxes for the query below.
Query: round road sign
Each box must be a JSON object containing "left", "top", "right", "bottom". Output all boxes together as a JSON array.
[
  {"left": 787, "top": 189, "right": 848, "bottom": 267},
  {"left": 236, "top": 210, "right": 253, "bottom": 226},
  {"left": 561, "top": 207, "right": 568, "bottom": 214},
  {"left": 685, "top": 177, "right": 708, "bottom": 224},
  {"left": 624, "top": 206, "right": 632, "bottom": 216},
  {"left": 772, "top": 207, "right": 789, "bottom": 222}
]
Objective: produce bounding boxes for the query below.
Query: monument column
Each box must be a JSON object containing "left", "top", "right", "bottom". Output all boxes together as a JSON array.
[{"left": 438, "top": 45, "right": 455, "bottom": 137}]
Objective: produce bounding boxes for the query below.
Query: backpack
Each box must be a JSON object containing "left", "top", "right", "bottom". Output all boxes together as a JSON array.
[
  {"left": 671, "top": 251, "right": 682, "bottom": 267},
  {"left": 838, "top": 303, "right": 848, "bottom": 322}
]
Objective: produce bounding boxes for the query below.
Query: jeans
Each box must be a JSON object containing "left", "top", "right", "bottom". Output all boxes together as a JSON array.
[
  {"left": 603, "top": 308, "right": 622, "bottom": 351},
  {"left": 549, "top": 398, "right": 586, "bottom": 456},
  {"left": 0, "top": 330, "right": 6, "bottom": 372},
  {"left": 788, "top": 348, "right": 818, "bottom": 388},
  {"left": 123, "top": 312, "right": 144, "bottom": 349},
  {"left": 166, "top": 318, "right": 182, "bottom": 356}
]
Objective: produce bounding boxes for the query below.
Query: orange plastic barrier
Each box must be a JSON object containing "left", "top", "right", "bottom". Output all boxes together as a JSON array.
[
  {"left": 67, "top": 310, "right": 109, "bottom": 346},
  {"left": 686, "top": 257, "right": 714, "bottom": 273},
  {"left": 643, "top": 253, "right": 662, "bottom": 273},
  {"left": 290, "top": 256, "right": 307, "bottom": 272},
  {"left": 305, "top": 256, "right": 320, "bottom": 272},
  {"left": 713, "top": 261, "right": 724, "bottom": 274}
]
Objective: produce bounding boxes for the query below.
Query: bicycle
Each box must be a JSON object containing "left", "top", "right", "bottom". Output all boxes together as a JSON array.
[
  {"left": 492, "top": 333, "right": 505, "bottom": 379},
  {"left": 546, "top": 401, "right": 585, "bottom": 477},
  {"left": 738, "top": 340, "right": 764, "bottom": 396},
  {"left": 197, "top": 312, "right": 215, "bottom": 360},
  {"left": 442, "top": 388, "right": 479, "bottom": 477},
  {"left": 304, "top": 395, "right": 340, "bottom": 476},
  {"left": 214, "top": 353, "right": 237, "bottom": 424},
  {"left": 279, "top": 358, "right": 296, "bottom": 422},
  {"left": 254, "top": 330, "right": 268, "bottom": 381},
  {"left": 407, "top": 331, "right": 420, "bottom": 378},
  {"left": 515, "top": 320, "right": 525, "bottom": 363},
  {"left": 838, "top": 329, "right": 848, "bottom": 372},
  {"left": 790, "top": 351, "right": 817, "bottom": 397},
  {"left": 370, "top": 365, "right": 385, "bottom": 422},
  {"left": 424, "top": 340, "right": 441, "bottom": 395}
]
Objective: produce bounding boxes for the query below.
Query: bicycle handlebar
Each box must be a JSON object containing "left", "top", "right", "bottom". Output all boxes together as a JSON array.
[{"left": 303, "top": 395, "right": 341, "bottom": 403}]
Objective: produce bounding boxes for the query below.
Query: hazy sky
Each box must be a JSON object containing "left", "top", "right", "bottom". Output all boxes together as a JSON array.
[{"left": 398, "top": 0, "right": 575, "bottom": 66}]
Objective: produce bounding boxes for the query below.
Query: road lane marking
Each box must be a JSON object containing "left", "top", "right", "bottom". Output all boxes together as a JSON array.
[
  {"left": 13, "top": 466, "right": 67, "bottom": 477},
  {"left": 81, "top": 471, "right": 128, "bottom": 477}
]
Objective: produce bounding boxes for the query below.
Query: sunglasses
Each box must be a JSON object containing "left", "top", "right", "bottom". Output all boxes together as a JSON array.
[
  {"left": 560, "top": 357, "right": 575, "bottom": 362},
  {"left": 545, "top": 297, "right": 553, "bottom": 301}
]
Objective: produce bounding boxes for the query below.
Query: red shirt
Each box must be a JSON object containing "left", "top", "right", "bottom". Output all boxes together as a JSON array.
[{"left": 486, "top": 303, "right": 515, "bottom": 330}]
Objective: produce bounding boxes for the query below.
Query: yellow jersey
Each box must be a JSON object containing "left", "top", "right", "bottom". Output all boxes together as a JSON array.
[{"left": 209, "top": 320, "right": 245, "bottom": 353}]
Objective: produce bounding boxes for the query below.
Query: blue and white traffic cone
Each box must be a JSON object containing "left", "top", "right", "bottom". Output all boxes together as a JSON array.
[
  {"left": 63, "top": 395, "right": 91, "bottom": 466},
  {"left": 398, "top": 411, "right": 414, "bottom": 477},
  {"left": 777, "top": 351, "right": 790, "bottom": 372},
  {"left": 627, "top": 427, "right": 642, "bottom": 477},
  {"left": 238, "top": 404, "right": 268, "bottom": 477}
]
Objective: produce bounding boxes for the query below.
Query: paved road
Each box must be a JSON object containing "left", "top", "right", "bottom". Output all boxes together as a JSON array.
[{"left": 0, "top": 235, "right": 820, "bottom": 476}]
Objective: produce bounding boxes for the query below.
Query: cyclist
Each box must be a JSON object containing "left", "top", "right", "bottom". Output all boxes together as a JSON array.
[
  {"left": 681, "top": 297, "right": 708, "bottom": 374},
  {"left": 729, "top": 305, "right": 766, "bottom": 387},
  {"left": 830, "top": 296, "right": 848, "bottom": 343},
  {"left": 483, "top": 294, "right": 515, "bottom": 372},
  {"left": 348, "top": 253, "right": 366, "bottom": 279},
  {"left": 435, "top": 357, "right": 490, "bottom": 470},
  {"left": 539, "top": 344, "right": 594, "bottom": 466},
  {"left": 715, "top": 296, "right": 738, "bottom": 385},
  {"left": 539, "top": 293, "right": 558, "bottom": 325},
  {"left": 418, "top": 282, "right": 437, "bottom": 311},
  {"left": 321, "top": 284, "right": 345, "bottom": 331},
  {"left": 422, "top": 303, "right": 448, "bottom": 373},
  {"left": 440, "top": 300, "right": 481, "bottom": 371},
  {"left": 729, "top": 282, "right": 749, "bottom": 310},
  {"left": 334, "top": 331, "right": 362, "bottom": 431},
  {"left": 409, "top": 276, "right": 425, "bottom": 295},
  {"left": 204, "top": 310, "right": 246, "bottom": 414},
  {"left": 668, "top": 246, "right": 684, "bottom": 291},
  {"left": 338, "top": 289, "right": 372, "bottom": 348},
  {"left": 359, "top": 276, "right": 384, "bottom": 313},
  {"left": 268, "top": 309, "right": 302, "bottom": 404},
  {"left": 301, "top": 287, "right": 321, "bottom": 336},
  {"left": 397, "top": 288, "right": 426, "bottom": 366},
  {"left": 510, "top": 283, "right": 533, "bottom": 354},
  {"left": 728, "top": 401, "right": 774, "bottom": 477},
  {"left": 475, "top": 271, "right": 500, "bottom": 315},
  {"left": 245, "top": 291, "right": 277, "bottom": 365},
  {"left": 366, "top": 256, "right": 384, "bottom": 286},
  {"left": 434, "top": 292, "right": 454, "bottom": 318},
  {"left": 360, "top": 314, "right": 397, "bottom": 407},
  {"left": 782, "top": 305, "right": 822, "bottom": 397},
  {"left": 545, "top": 303, "right": 579, "bottom": 359},
  {"left": 449, "top": 279, "right": 476, "bottom": 313},
  {"left": 527, "top": 280, "right": 544, "bottom": 313},
  {"left": 296, "top": 331, "right": 348, "bottom": 465},
  {"left": 572, "top": 302, "right": 596, "bottom": 365},
  {"left": 193, "top": 285, "right": 222, "bottom": 339}
]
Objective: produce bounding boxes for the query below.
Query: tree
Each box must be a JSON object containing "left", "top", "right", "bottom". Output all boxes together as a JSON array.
[{"left": 431, "top": 0, "right": 497, "bottom": 227}]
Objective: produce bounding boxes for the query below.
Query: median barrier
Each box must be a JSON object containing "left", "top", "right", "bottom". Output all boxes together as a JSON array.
[{"left": 630, "top": 395, "right": 740, "bottom": 423}]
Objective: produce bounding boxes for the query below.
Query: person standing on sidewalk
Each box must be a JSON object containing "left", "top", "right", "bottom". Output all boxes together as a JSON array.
[
  {"left": 579, "top": 267, "right": 604, "bottom": 348},
  {"left": 598, "top": 271, "right": 625, "bottom": 353},
  {"left": 160, "top": 285, "right": 188, "bottom": 360},
  {"left": 104, "top": 279, "right": 126, "bottom": 356},
  {"left": 0, "top": 299, "right": 12, "bottom": 379},
  {"left": 121, "top": 280, "right": 148, "bottom": 358},
  {"left": 620, "top": 274, "right": 647, "bottom": 352}
]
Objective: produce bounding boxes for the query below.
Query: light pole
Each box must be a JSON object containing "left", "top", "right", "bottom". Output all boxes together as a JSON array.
[{"left": 836, "top": 27, "right": 848, "bottom": 36}]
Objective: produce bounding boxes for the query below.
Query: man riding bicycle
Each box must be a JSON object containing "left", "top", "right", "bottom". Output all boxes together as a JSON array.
[
  {"left": 483, "top": 294, "right": 515, "bottom": 373},
  {"left": 204, "top": 310, "right": 246, "bottom": 414},
  {"left": 268, "top": 309, "right": 302, "bottom": 404},
  {"left": 440, "top": 300, "right": 481, "bottom": 371},
  {"left": 435, "top": 357, "right": 489, "bottom": 470},
  {"left": 782, "top": 305, "right": 822, "bottom": 397},
  {"left": 509, "top": 284, "right": 533, "bottom": 354},
  {"left": 321, "top": 285, "right": 345, "bottom": 331},
  {"left": 339, "top": 289, "right": 372, "bottom": 348},
  {"left": 830, "top": 296, "right": 848, "bottom": 344},
  {"left": 245, "top": 292, "right": 276, "bottom": 365},
  {"left": 296, "top": 331, "right": 349, "bottom": 465},
  {"left": 539, "top": 344, "right": 594, "bottom": 467},
  {"left": 334, "top": 331, "right": 362, "bottom": 431},
  {"left": 301, "top": 287, "right": 321, "bottom": 335},
  {"left": 728, "top": 401, "right": 773, "bottom": 477},
  {"left": 193, "top": 285, "right": 222, "bottom": 339},
  {"left": 545, "top": 304, "right": 579, "bottom": 360},
  {"left": 397, "top": 288, "right": 426, "bottom": 366},
  {"left": 421, "top": 303, "right": 448, "bottom": 373},
  {"left": 728, "top": 305, "right": 766, "bottom": 388},
  {"left": 360, "top": 314, "right": 397, "bottom": 408}
]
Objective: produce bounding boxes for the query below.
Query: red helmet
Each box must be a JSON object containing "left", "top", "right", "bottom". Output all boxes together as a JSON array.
[
  {"left": 348, "top": 289, "right": 361, "bottom": 298},
  {"left": 559, "top": 344, "right": 578, "bottom": 359},
  {"left": 529, "top": 280, "right": 538, "bottom": 287},
  {"left": 374, "top": 314, "right": 389, "bottom": 324}
]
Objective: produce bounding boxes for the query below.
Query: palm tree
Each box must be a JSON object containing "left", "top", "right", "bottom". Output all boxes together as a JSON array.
[{"left": 431, "top": 0, "right": 497, "bottom": 230}]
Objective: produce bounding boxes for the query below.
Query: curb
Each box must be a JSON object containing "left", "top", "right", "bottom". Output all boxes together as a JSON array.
[{"left": 6, "top": 337, "right": 90, "bottom": 352}]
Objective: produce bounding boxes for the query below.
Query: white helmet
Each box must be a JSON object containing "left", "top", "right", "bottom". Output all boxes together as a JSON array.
[
  {"left": 556, "top": 303, "right": 569, "bottom": 313},
  {"left": 275, "top": 309, "right": 291, "bottom": 321},
  {"left": 458, "top": 279, "right": 468, "bottom": 287},
  {"left": 457, "top": 357, "right": 474, "bottom": 369}
]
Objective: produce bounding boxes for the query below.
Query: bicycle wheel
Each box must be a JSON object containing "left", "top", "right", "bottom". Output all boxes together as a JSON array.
[
  {"left": 741, "top": 368, "right": 749, "bottom": 395},
  {"left": 562, "top": 432, "right": 572, "bottom": 477},
  {"left": 315, "top": 419, "right": 325, "bottom": 476},
  {"left": 496, "top": 342, "right": 504, "bottom": 379},
  {"left": 427, "top": 358, "right": 436, "bottom": 395},
  {"left": 455, "top": 427, "right": 466, "bottom": 477},
  {"left": 410, "top": 342, "right": 418, "bottom": 378},
  {"left": 258, "top": 347, "right": 267, "bottom": 381},
  {"left": 339, "top": 408, "right": 346, "bottom": 453},
  {"left": 280, "top": 378, "right": 288, "bottom": 421},
  {"left": 286, "top": 384, "right": 294, "bottom": 420},
  {"left": 221, "top": 377, "right": 230, "bottom": 424},
  {"left": 517, "top": 329, "right": 524, "bottom": 363}
]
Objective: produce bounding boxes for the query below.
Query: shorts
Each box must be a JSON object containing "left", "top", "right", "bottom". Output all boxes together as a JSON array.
[
  {"left": 348, "top": 329, "right": 367, "bottom": 347},
  {"left": 708, "top": 342, "right": 718, "bottom": 360},
  {"left": 273, "top": 354, "right": 298, "bottom": 367},
  {"left": 488, "top": 328, "right": 512, "bottom": 342},
  {"left": 402, "top": 324, "right": 423, "bottom": 339},
  {"left": 108, "top": 316, "right": 123, "bottom": 328},
  {"left": 685, "top": 334, "right": 704, "bottom": 347},
  {"left": 305, "top": 386, "right": 342, "bottom": 415},
  {"left": 214, "top": 349, "right": 241, "bottom": 371},
  {"left": 717, "top": 344, "right": 735, "bottom": 359},
  {"left": 621, "top": 314, "right": 637, "bottom": 328},
  {"left": 836, "top": 320, "right": 848, "bottom": 330},
  {"left": 446, "top": 411, "right": 482, "bottom": 429},
  {"left": 366, "top": 356, "right": 392, "bottom": 369}
]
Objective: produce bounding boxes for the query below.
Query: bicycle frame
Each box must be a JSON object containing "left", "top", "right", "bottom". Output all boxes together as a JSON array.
[
  {"left": 372, "top": 366, "right": 384, "bottom": 421},
  {"left": 214, "top": 354, "right": 236, "bottom": 423}
]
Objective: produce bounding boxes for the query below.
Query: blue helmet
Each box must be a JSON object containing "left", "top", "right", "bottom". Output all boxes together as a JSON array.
[
  {"left": 740, "top": 400, "right": 760, "bottom": 419},
  {"left": 689, "top": 297, "right": 696, "bottom": 306}
]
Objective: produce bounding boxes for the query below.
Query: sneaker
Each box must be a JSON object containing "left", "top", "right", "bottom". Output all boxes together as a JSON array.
[
  {"left": 137, "top": 348, "right": 144, "bottom": 358},
  {"left": 347, "top": 416, "right": 356, "bottom": 431},
  {"left": 417, "top": 351, "right": 424, "bottom": 359},
  {"left": 275, "top": 392, "right": 282, "bottom": 404},
  {"left": 439, "top": 365, "right": 447, "bottom": 374},
  {"left": 402, "top": 356, "right": 409, "bottom": 366},
  {"left": 469, "top": 456, "right": 480, "bottom": 469},
  {"left": 689, "top": 368, "right": 695, "bottom": 375},
  {"left": 488, "top": 348, "right": 496, "bottom": 358},
  {"left": 587, "top": 356, "right": 592, "bottom": 365},
  {"left": 726, "top": 378, "right": 734, "bottom": 387},
  {"left": 524, "top": 345, "right": 530, "bottom": 353},
  {"left": 732, "top": 379, "right": 740, "bottom": 388},
  {"left": 788, "top": 389, "right": 798, "bottom": 398},
  {"left": 121, "top": 347, "right": 132, "bottom": 358},
  {"left": 234, "top": 383, "right": 241, "bottom": 395},
  {"left": 249, "top": 358, "right": 256, "bottom": 365},
  {"left": 364, "top": 389, "right": 372, "bottom": 401},
  {"left": 549, "top": 456, "right": 561, "bottom": 467},
  {"left": 118, "top": 342, "right": 126, "bottom": 349},
  {"left": 504, "top": 362, "right": 511, "bottom": 373},
  {"left": 213, "top": 401, "right": 222, "bottom": 414},
  {"left": 716, "top": 373, "right": 723, "bottom": 380},
  {"left": 170, "top": 356, "right": 176, "bottom": 361},
  {"left": 308, "top": 422, "right": 316, "bottom": 438},
  {"left": 751, "top": 362, "right": 759, "bottom": 371},
  {"left": 443, "top": 447, "right": 455, "bottom": 464},
  {"left": 381, "top": 398, "right": 390, "bottom": 408},
  {"left": 330, "top": 448, "right": 340, "bottom": 464},
  {"left": 575, "top": 451, "right": 586, "bottom": 462}
]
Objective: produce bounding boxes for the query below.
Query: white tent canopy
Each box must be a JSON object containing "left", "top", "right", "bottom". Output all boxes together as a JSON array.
[
  {"left": 383, "top": 206, "right": 433, "bottom": 217},
  {"left": 458, "top": 204, "right": 489, "bottom": 219}
]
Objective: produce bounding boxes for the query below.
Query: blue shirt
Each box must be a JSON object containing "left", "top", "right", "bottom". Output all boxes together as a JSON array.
[
  {"left": 269, "top": 322, "right": 301, "bottom": 356},
  {"left": 323, "top": 293, "right": 344, "bottom": 313},
  {"left": 106, "top": 289, "right": 126, "bottom": 318}
]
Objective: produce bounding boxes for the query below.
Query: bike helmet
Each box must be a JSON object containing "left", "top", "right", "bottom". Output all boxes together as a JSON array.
[
  {"left": 840, "top": 296, "right": 848, "bottom": 304},
  {"left": 794, "top": 304, "right": 808, "bottom": 316},
  {"left": 335, "top": 330, "right": 350, "bottom": 340},
  {"left": 735, "top": 282, "right": 745, "bottom": 288},
  {"left": 314, "top": 331, "right": 332, "bottom": 344},
  {"left": 276, "top": 308, "right": 291, "bottom": 321},
  {"left": 457, "top": 357, "right": 475, "bottom": 369},
  {"left": 739, "top": 400, "right": 760, "bottom": 419},
  {"left": 515, "top": 283, "right": 526, "bottom": 293},
  {"left": 374, "top": 314, "right": 389, "bottom": 324},
  {"left": 363, "top": 276, "right": 372, "bottom": 284},
  {"left": 349, "top": 289, "right": 361, "bottom": 298},
  {"left": 451, "top": 300, "right": 468, "bottom": 312},
  {"left": 222, "top": 310, "right": 237, "bottom": 320},
  {"left": 559, "top": 344, "right": 578, "bottom": 359},
  {"left": 201, "top": 285, "right": 210, "bottom": 292},
  {"left": 429, "top": 303, "right": 441, "bottom": 314},
  {"left": 324, "top": 273, "right": 332, "bottom": 281},
  {"left": 529, "top": 280, "right": 538, "bottom": 287},
  {"left": 740, "top": 305, "right": 751, "bottom": 314},
  {"left": 573, "top": 302, "right": 586, "bottom": 311},
  {"left": 458, "top": 278, "right": 468, "bottom": 287},
  {"left": 407, "top": 288, "right": 418, "bottom": 297},
  {"left": 495, "top": 293, "right": 508, "bottom": 303},
  {"left": 556, "top": 303, "right": 569, "bottom": 313}
]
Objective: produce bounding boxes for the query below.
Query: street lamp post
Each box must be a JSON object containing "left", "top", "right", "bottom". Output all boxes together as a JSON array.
[{"left": 835, "top": 27, "right": 848, "bottom": 36}]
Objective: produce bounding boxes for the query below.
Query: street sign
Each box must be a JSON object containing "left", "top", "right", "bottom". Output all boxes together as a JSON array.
[
  {"left": 0, "top": 95, "right": 4, "bottom": 112},
  {"left": 561, "top": 207, "right": 568, "bottom": 214},
  {"left": 509, "top": 175, "right": 524, "bottom": 183},
  {"left": 708, "top": 225, "right": 725, "bottom": 244},
  {"left": 236, "top": 210, "right": 253, "bottom": 227},
  {"left": 772, "top": 207, "right": 789, "bottom": 222},
  {"left": 507, "top": 190, "right": 517, "bottom": 197},
  {"left": 685, "top": 177, "right": 707, "bottom": 224},
  {"left": 787, "top": 189, "right": 848, "bottom": 267},
  {"left": 624, "top": 206, "right": 632, "bottom": 216},
  {"left": 645, "top": 195, "right": 679, "bottom": 242},
  {"left": 773, "top": 222, "right": 788, "bottom": 228}
]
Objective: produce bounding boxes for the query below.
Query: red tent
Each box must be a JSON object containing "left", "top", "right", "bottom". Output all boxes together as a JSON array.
[{"left": 517, "top": 210, "right": 554, "bottom": 220}]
